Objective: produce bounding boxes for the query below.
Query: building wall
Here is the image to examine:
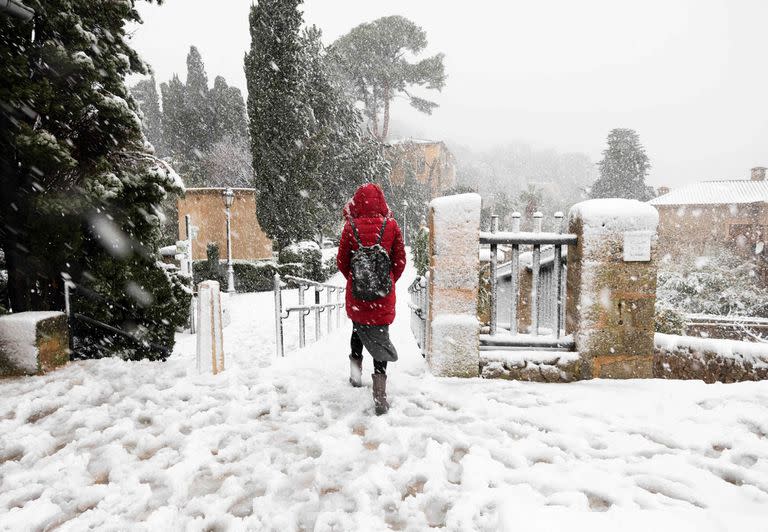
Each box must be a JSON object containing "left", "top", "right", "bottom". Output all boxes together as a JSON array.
[
  {"left": 177, "top": 189, "right": 273, "bottom": 261},
  {"left": 388, "top": 141, "right": 457, "bottom": 195},
  {"left": 656, "top": 202, "right": 767, "bottom": 284},
  {"left": 656, "top": 202, "right": 767, "bottom": 257}
]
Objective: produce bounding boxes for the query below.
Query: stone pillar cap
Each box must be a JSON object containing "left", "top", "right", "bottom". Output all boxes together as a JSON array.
[{"left": 569, "top": 198, "right": 659, "bottom": 232}]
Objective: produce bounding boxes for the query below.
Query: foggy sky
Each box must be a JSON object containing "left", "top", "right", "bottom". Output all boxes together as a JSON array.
[{"left": 130, "top": 0, "right": 768, "bottom": 187}]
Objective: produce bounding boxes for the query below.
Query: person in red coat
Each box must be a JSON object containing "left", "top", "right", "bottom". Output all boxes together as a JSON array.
[{"left": 337, "top": 183, "right": 406, "bottom": 415}]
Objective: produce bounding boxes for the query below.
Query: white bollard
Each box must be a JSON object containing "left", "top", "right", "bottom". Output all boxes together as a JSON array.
[{"left": 196, "top": 280, "right": 225, "bottom": 374}]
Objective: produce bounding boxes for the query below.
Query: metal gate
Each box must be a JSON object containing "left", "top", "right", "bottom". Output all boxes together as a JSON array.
[{"left": 481, "top": 211, "right": 577, "bottom": 351}]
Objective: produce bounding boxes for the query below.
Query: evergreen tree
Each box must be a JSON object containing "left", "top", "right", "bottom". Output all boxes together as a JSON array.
[
  {"left": 210, "top": 76, "right": 248, "bottom": 141},
  {"left": 183, "top": 46, "right": 213, "bottom": 159},
  {"left": 244, "top": 1, "right": 388, "bottom": 245},
  {"left": 330, "top": 16, "right": 447, "bottom": 140},
  {"left": 0, "top": 0, "right": 188, "bottom": 360},
  {"left": 160, "top": 75, "right": 189, "bottom": 172},
  {"left": 300, "top": 26, "right": 388, "bottom": 237},
  {"left": 245, "top": 0, "right": 310, "bottom": 246},
  {"left": 591, "top": 128, "right": 653, "bottom": 200},
  {"left": 130, "top": 75, "right": 164, "bottom": 155}
]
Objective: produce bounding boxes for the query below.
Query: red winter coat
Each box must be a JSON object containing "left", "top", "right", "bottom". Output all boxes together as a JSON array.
[{"left": 337, "top": 184, "right": 407, "bottom": 325}]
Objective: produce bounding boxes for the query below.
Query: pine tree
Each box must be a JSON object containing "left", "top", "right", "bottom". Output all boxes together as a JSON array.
[
  {"left": 0, "top": 0, "right": 188, "bottom": 359},
  {"left": 130, "top": 76, "right": 164, "bottom": 155},
  {"left": 591, "top": 128, "right": 653, "bottom": 200},
  {"left": 330, "top": 16, "right": 447, "bottom": 140}
]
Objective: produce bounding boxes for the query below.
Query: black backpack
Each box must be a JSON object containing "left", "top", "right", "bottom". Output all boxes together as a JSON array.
[{"left": 349, "top": 218, "right": 392, "bottom": 301}]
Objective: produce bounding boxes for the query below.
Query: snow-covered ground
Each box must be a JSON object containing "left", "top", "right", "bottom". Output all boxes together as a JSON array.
[{"left": 1, "top": 261, "right": 768, "bottom": 530}]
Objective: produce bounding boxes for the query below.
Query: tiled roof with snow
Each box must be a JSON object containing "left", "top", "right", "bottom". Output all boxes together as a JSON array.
[{"left": 649, "top": 180, "right": 768, "bottom": 206}]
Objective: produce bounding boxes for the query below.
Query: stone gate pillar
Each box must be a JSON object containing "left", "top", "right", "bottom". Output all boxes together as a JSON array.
[
  {"left": 566, "top": 199, "right": 659, "bottom": 379},
  {"left": 425, "top": 193, "right": 482, "bottom": 377}
]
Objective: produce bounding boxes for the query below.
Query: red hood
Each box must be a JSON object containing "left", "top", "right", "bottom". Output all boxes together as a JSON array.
[{"left": 347, "top": 184, "right": 390, "bottom": 218}]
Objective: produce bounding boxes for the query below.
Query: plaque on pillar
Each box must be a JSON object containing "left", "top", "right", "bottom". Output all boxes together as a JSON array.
[{"left": 623, "top": 231, "right": 652, "bottom": 262}]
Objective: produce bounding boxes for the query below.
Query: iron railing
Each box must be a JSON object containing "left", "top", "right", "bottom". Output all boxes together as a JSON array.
[
  {"left": 407, "top": 275, "right": 428, "bottom": 356},
  {"left": 62, "top": 275, "right": 172, "bottom": 358},
  {"left": 273, "top": 273, "right": 345, "bottom": 357},
  {"left": 480, "top": 211, "right": 577, "bottom": 351}
]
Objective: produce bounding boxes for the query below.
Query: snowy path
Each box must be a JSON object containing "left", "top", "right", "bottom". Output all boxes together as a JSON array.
[{"left": 1, "top": 263, "right": 768, "bottom": 530}]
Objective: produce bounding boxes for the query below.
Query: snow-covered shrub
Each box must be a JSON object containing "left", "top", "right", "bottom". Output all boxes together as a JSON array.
[
  {"left": 654, "top": 301, "right": 686, "bottom": 335},
  {"left": 657, "top": 247, "right": 768, "bottom": 317},
  {"left": 205, "top": 243, "right": 223, "bottom": 281},
  {"left": 71, "top": 260, "right": 191, "bottom": 362},
  {"left": 279, "top": 241, "right": 323, "bottom": 281},
  {"left": 234, "top": 262, "right": 278, "bottom": 292},
  {"left": 412, "top": 224, "right": 429, "bottom": 277},
  {"left": 192, "top": 260, "right": 278, "bottom": 293},
  {"left": 322, "top": 253, "right": 338, "bottom": 280},
  {"left": 277, "top": 263, "right": 305, "bottom": 287}
]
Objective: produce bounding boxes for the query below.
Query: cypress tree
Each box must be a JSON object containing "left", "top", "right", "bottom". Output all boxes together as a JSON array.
[
  {"left": 183, "top": 46, "right": 213, "bottom": 159},
  {"left": 244, "top": 1, "right": 388, "bottom": 245},
  {"left": 245, "top": 0, "right": 310, "bottom": 246},
  {"left": 131, "top": 75, "right": 164, "bottom": 155},
  {"left": 210, "top": 76, "right": 248, "bottom": 142}
]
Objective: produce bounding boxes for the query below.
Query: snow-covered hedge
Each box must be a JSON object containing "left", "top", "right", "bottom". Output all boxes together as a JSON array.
[
  {"left": 193, "top": 260, "right": 278, "bottom": 292},
  {"left": 279, "top": 241, "right": 323, "bottom": 282}
]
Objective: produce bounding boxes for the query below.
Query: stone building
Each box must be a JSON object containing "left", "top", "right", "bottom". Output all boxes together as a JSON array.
[
  {"left": 649, "top": 167, "right": 768, "bottom": 282},
  {"left": 177, "top": 188, "right": 273, "bottom": 261},
  {"left": 386, "top": 139, "right": 456, "bottom": 195}
]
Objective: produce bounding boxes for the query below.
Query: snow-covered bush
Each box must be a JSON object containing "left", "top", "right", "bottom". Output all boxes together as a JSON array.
[
  {"left": 235, "top": 262, "right": 278, "bottom": 292},
  {"left": 322, "top": 252, "right": 338, "bottom": 280},
  {"left": 412, "top": 224, "right": 429, "bottom": 277},
  {"left": 654, "top": 301, "right": 686, "bottom": 335},
  {"left": 657, "top": 247, "right": 768, "bottom": 317},
  {"left": 279, "top": 241, "right": 323, "bottom": 281}
]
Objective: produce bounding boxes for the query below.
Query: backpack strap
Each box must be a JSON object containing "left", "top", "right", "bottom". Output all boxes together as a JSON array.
[
  {"left": 349, "top": 217, "right": 388, "bottom": 247},
  {"left": 348, "top": 218, "right": 363, "bottom": 246},
  {"left": 376, "top": 217, "right": 388, "bottom": 246}
]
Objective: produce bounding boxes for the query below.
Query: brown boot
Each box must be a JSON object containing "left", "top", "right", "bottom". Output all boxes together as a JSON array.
[
  {"left": 349, "top": 355, "right": 363, "bottom": 387},
  {"left": 371, "top": 373, "right": 389, "bottom": 415}
]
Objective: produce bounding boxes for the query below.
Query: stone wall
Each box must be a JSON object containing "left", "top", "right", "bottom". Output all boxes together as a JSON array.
[
  {"left": 480, "top": 351, "right": 581, "bottom": 382},
  {"left": 0, "top": 311, "right": 69, "bottom": 376},
  {"left": 654, "top": 333, "right": 768, "bottom": 383}
]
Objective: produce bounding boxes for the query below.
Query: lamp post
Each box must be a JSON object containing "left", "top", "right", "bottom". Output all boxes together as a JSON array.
[
  {"left": 402, "top": 199, "right": 409, "bottom": 247},
  {"left": 222, "top": 188, "right": 235, "bottom": 293}
]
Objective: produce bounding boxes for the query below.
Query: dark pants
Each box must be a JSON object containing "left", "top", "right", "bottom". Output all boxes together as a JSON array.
[
  {"left": 350, "top": 322, "right": 398, "bottom": 375},
  {"left": 351, "top": 332, "right": 387, "bottom": 374}
]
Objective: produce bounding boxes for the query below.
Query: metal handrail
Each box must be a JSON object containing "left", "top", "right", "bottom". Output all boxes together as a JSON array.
[
  {"left": 274, "top": 273, "right": 346, "bottom": 357},
  {"left": 73, "top": 312, "right": 171, "bottom": 356},
  {"left": 407, "top": 275, "right": 428, "bottom": 356},
  {"left": 283, "top": 275, "right": 341, "bottom": 290}
]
